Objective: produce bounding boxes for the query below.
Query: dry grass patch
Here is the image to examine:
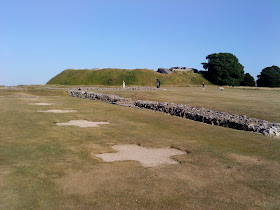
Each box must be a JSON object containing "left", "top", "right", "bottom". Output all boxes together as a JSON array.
[{"left": 228, "top": 153, "right": 268, "bottom": 165}]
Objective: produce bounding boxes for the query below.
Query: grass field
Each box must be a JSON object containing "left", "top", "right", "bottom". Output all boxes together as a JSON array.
[
  {"left": 99, "top": 86, "right": 280, "bottom": 122},
  {"left": 1, "top": 86, "right": 280, "bottom": 209}
]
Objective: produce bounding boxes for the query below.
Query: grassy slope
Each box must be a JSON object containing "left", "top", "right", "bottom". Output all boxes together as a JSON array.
[
  {"left": 46, "top": 69, "right": 211, "bottom": 86},
  {"left": 1, "top": 87, "right": 280, "bottom": 209}
]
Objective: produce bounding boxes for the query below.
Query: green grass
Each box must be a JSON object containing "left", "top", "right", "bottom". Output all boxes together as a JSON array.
[
  {"left": 46, "top": 68, "right": 211, "bottom": 86},
  {"left": 1, "top": 86, "right": 280, "bottom": 209}
]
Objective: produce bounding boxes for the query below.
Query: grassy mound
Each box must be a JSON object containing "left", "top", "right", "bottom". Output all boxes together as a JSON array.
[{"left": 46, "top": 68, "right": 211, "bottom": 86}]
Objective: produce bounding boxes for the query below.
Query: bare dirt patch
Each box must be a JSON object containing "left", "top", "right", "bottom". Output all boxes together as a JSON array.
[
  {"left": 37, "top": 109, "right": 77, "bottom": 113},
  {"left": 31, "top": 103, "right": 53, "bottom": 105},
  {"left": 56, "top": 120, "right": 110, "bottom": 128},
  {"left": 96, "top": 144, "right": 186, "bottom": 167}
]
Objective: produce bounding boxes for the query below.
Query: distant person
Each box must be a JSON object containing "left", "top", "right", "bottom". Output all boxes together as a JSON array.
[
  {"left": 202, "top": 82, "right": 205, "bottom": 91},
  {"left": 122, "top": 80, "right": 125, "bottom": 88},
  {"left": 156, "top": 79, "right": 161, "bottom": 88}
]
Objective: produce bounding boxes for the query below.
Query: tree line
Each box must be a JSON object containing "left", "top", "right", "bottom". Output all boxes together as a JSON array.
[{"left": 201, "top": 53, "right": 280, "bottom": 87}]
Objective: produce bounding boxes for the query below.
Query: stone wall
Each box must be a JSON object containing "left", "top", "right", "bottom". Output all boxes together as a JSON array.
[
  {"left": 157, "top": 67, "right": 197, "bottom": 74},
  {"left": 134, "top": 100, "right": 280, "bottom": 138},
  {"left": 0, "top": 86, "right": 24, "bottom": 90},
  {"left": 157, "top": 68, "right": 172, "bottom": 74},
  {"left": 68, "top": 89, "right": 280, "bottom": 138},
  {"left": 67, "top": 89, "right": 133, "bottom": 106},
  {"left": 170, "top": 67, "right": 193, "bottom": 72}
]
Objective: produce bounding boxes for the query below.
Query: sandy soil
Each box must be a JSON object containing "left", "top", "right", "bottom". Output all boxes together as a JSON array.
[
  {"left": 96, "top": 144, "right": 186, "bottom": 167},
  {"left": 56, "top": 120, "right": 110, "bottom": 128},
  {"left": 37, "top": 109, "right": 77, "bottom": 113},
  {"left": 31, "top": 103, "right": 53, "bottom": 105}
]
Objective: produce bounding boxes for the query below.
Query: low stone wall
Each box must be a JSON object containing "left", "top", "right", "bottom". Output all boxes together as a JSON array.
[
  {"left": 68, "top": 89, "right": 280, "bottom": 138},
  {"left": 134, "top": 100, "right": 280, "bottom": 138},
  {"left": 67, "top": 90, "right": 133, "bottom": 106},
  {"left": 0, "top": 86, "right": 24, "bottom": 90}
]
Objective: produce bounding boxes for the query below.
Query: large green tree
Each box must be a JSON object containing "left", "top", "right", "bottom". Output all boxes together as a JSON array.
[
  {"left": 202, "top": 53, "right": 244, "bottom": 86},
  {"left": 240, "top": 73, "right": 255, "bottom": 87},
  {"left": 257, "top": 65, "right": 280, "bottom": 87}
]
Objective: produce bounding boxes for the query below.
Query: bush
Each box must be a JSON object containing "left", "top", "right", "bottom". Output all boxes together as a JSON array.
[
  {"left": 240, "top": 73, "right": 255, "bottom": 87},
  {"left": 257, "top": 66, "right": 280, "bottom": 87}
]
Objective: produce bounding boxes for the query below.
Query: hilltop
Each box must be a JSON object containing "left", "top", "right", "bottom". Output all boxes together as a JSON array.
[{"left": 46, "top": 68, "right": 211, "bottom": 86}]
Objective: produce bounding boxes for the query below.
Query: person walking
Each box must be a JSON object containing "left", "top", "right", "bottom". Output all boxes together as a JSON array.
[
  {"left": 156, "top": 79, "right": 161, "bottom": 88},
  {"left": 122, "top": 80, "right": 125, "bottom": 88},
  {"left": 202, "top": 82, "right": 205, "bottom": 91}
]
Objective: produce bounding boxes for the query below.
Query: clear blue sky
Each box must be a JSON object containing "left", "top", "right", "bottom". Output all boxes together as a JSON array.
[{"left": 0, "top": 0, "right": 279, "bottom": 85}]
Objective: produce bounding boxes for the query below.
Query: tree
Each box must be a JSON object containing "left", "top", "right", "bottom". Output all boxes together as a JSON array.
[
  {"left": 240, "top": 73, "right": 255, "bottom": 86},
  {"left": 257, "top": 66, "right": 280, "bottom": 87},
  {"left": 201, "top": 53, "right": 244, "bottom": 86}
]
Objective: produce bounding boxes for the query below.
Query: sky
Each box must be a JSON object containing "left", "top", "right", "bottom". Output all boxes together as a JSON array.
[{"left": 0, "top": 0, "right": 279, "bottom": 86}]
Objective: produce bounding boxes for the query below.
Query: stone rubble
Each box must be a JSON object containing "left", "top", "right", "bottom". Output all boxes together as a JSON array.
[
  {"left": 0, "top": 86, "right": 25, "bottom": 90},
  {"left": 68, "top": 89, "right": 134, "bottom": 106},
  {"left": 67, "top": 89, "right": 280, "bottom": 138},
  {"left": 134, "top": 100, "right": 280, "bottom": 138}
]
